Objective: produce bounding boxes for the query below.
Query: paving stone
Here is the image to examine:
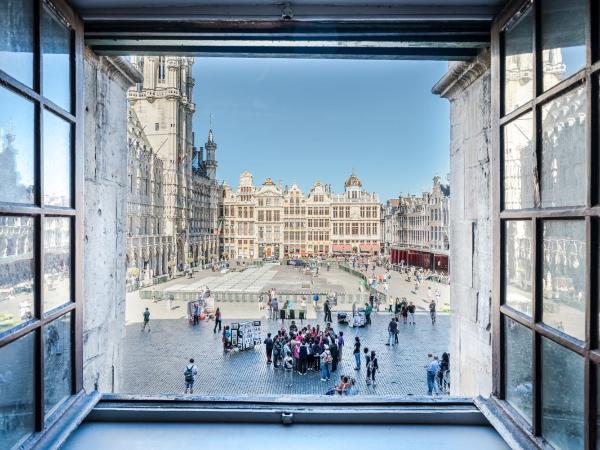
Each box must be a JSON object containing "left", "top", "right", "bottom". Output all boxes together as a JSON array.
[{"left": 119, "top": 310, "right": 450, "bottom": 397}]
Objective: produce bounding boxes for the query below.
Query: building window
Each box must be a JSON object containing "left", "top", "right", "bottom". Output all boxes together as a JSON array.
[
  {"left": 158, "top": 56, "right": 166, "bottom": 81},
  {"left": 496, "top": 1, "right": 596, "bottom": 446},
  {"left": 0, "top": 1, "right": 81, "bottom": 445}
]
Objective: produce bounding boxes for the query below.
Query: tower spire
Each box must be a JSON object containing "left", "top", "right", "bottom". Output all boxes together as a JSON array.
[{"left": 208, "top": 113, "right": 214, "bottom": 143}]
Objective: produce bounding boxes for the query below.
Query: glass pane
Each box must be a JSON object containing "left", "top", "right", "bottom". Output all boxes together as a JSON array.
[
  {"left": 503, "top": 112, "right": 535, "bottom": 209},
  {"left": 42, "top": 6, "right": 71, "bottom": 111},
  {"left": 0, "top": 0, "right": 34, "bottom": 87},
  {"left": 504, "top": 317, "right": 532, "bottom": 424},
  {"left": 0, "top": 216, "right": 34, "bottom": 335},
  {"left": 0, "top": 86, "right": 35, "bottom": 204},
  {"left": 541, "top": 0, "right": 586, "bottom": 91},
  {"left": 542, "top": 220, "right": 585, "bottom": 341},
  {"left": 0, "top": 332, "right": 35, "bottom": 448},
  {"left": 503, "top": 6, "right": 533, "bottom": 114},
  {"left": 504, "top": 220, "right": 532, "bottom": 316},
  {"left": 541, "top": 87, "right": 587, "bottom": 208},
  {"left": 597, "top": 366, "right": 600, "bottom": 450},
  {"left": 43, "top": 217, "right": 71, "bottom": 313},
  {"left": 44, "top": 313, "right": 71, "bottom": 418},
  {"left": 541, "top": 337, "right": 584, "bottom": 450},
  {"left": 43, "top": 110, "right": 71, "bottom": 207}
]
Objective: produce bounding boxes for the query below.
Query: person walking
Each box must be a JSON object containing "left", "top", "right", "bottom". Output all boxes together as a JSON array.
[
  {"left": 324, "top": 299, "right": 332, "bottom": 322},
  {"left": 313, "top": 292, "right": 320, "bottom": 310},
  {"left": 394, "top": 317, "right": 400, "bottom": 344},
  {"left": 408, "top": 302, "right": 416, "bottom": 325},
  {"left": 386, "top": 317, "right": 398, "bottom": 346},
  {"left": 141, "top": 308, "right": 151, "bottom": 332},
  {"left": 213, "top": 307, "right": 222, "bottom": 333},
  {"left": 429, "top": 300, "right": 436, "bottom": 325},
  {"left": 192, "top": 302, "right": 200, "bottom": 326},
  {"left": 337, "top": 331, "right": 344, "bottom": 361},
  {"left": 264, "top": 333, "right": 274, "bottom": 364},
  {"left": 184, "top": 358, "right": 198, "bottom": 394},
  {"left": 353, "top": 337, "right": 361, "bottom": 370},
  {"left": 364, "top": 302, "right": 373, "bottom": 325},
  {"left": 401, "top": 302, "right": 408, "bottom": 325},
  {"left": 271, "top": 296, "right": 279, "bottom": 321},
  {"left": 368, "top": 351, "right": 379, "bottom": 386},
  {"left": 363, "top": 347, "right": 371, "bottom": 384},
  {"left": 426, "top": 355, "right": 440, "bottom": 395}
]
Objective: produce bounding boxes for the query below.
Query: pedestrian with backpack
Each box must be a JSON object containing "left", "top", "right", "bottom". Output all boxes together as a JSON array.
[{"left": 184, "top": 358, "right": 198, "bottom": 394}]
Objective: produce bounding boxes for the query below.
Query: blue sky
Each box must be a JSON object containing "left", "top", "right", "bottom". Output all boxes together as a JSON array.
[{"left": 192, "top": 57, "right": 450, "bottom": 201}]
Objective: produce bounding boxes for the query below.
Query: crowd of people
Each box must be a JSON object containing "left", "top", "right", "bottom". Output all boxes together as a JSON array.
[
  {"left": 162, "top": 256, "right": 452, "bottom": 396},
  {"left": 260, "top": 319, "right": 383, "bottom": 395}
]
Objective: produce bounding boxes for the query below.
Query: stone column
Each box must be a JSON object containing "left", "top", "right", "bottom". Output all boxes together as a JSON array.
[
  {"left": 431, "top": 49, "right": 492, "bottom": 397},
  {"left": 83, "top": 49, "right": 142, "bottom": 393}
]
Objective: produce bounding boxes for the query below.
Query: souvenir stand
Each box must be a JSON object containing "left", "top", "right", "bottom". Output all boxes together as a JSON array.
[{"left": 230, "top": 320, "right": 262, "bottom": 351}]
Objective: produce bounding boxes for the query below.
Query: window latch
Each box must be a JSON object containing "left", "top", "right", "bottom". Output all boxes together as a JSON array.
[{"left": 281, "top": 412, "right": 294, "bottom": 425}]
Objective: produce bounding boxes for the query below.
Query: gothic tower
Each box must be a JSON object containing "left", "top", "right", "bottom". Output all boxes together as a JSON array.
[
  {"left": 128, "top": 56, "right": 196, "bottom": 265},
  {"left": 204, "top": 129, "right": 217, "bottom": 181}
]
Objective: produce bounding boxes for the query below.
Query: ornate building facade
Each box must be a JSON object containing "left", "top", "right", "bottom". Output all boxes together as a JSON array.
[
  {"left": 387, "top": 176, "right": 450, "bottom": 272},
  {"left": 219, "top": 172, "right": 381, "bottom": 259},
  {"left": 126, "top": 56, "right": 219, "bottom": 281}
]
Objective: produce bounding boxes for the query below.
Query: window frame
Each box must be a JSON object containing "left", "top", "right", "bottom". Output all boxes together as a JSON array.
[
  {"left": 0, "top": 0, "right": 84, "bottom": 442},
  {"left": 492, "top": 0, "right": 599, "bottom": 448}
]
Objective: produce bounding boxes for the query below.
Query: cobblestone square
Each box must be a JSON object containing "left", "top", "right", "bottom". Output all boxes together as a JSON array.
[{"left": 120, "top": 266, "right": 450, "bottom": 397}]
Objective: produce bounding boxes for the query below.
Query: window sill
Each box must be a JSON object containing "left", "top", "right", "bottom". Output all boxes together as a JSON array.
[{"left": 474, "top": 396, "right": 547, "bottom": 450}]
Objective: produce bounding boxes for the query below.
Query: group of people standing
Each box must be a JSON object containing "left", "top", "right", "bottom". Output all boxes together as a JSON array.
[
  {"left": 352, "top": 336, "right": 379, "bottom": 386},
  {"left": 389, "top": 298, "right": 417, "bottom": 325},
  {"left": 263, "top": 322, "right": 346, "bottom": 383},
  {"left": 261, "top": 320, "right": 381, "bottom": 395}
]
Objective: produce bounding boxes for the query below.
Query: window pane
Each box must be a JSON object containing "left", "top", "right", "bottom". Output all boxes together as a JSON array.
[
  {"left": 541, "top": 0, "right": 586, "bottom": 91},
  {"left": 503, "top": 6, "right": 533, "bottom": 114},
  {"left": 43, "top": 217, "right": 71, "bottom": 314},
  {"left": 0, "top": 86, "right": 35, "bottom": 204},
  {"left": 0, "top": 332, "right": 35, "bottom": 448},
  {"left": 44, "top": 313, "right": 71, "bottom": 418},
  {"left": 541, "top": 87, "right": 587, "bottom": 208},
  {"left": 541, "top": 337, "right": 584, "bottom": 450},
  {"left": 0, "top": 0, "right": 34, "bottom": 87},
  {"left": 43, "top": 110, "right": 71, "bottom": 207},
  {"left": 597, "top": 366, "right": 600, "bottom": 450},
  {"left": 503, "top": 112, "right": 534, "bottom": 210},
  {"left": 504, "top": 220, "right": 532, "bottom": 316},
  {"left": 542, "top": 220, "right": 585, "bottom": 341},
  {"left": 42, "top": 6, "right": 71, "bottom": 111},
  {"left": 504, "top": 317, "right": 532, "bottom": 424},
  {"left": 0, "top": 216, "right": 34, "bottom": 335}
]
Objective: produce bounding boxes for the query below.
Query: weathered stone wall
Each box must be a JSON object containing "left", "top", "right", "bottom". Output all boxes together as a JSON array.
[
  {"left": 82, "top": 49, "right": 141, "bottom": 393},
  {"left": 433, "top": 52, "right": 493, "bottom": 397}
]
